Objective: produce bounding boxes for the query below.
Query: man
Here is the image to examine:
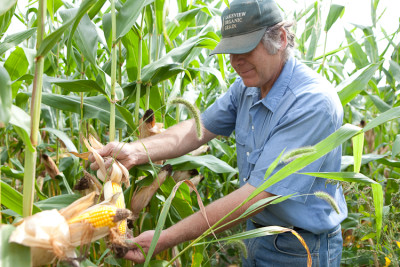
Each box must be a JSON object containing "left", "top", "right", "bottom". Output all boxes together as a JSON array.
[{"left": 90, "top": 0, "right": 347, "bottom": 265}]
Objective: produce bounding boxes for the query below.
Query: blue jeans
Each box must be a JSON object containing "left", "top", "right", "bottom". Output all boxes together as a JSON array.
[{"left": 242, "top": 220, "right": 343, "bottom": 266}]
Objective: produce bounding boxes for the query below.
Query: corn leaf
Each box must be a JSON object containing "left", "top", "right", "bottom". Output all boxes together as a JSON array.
[
  {"left": 42, "top": 127, "right": 78, "bottom": 153},
  {"left": 0, "top": 0, "right": 16, "bottom": 35},
  {"left": 160, "top": 177, "right": 194, "bottom": 219},
  {"left": 324, "top": 4, "right": 344, "bottom": 32},
  {"left": 155, "top": 0, "right": 165, "bottom": 36},
  {"left": 0, "top": 225, "right": 31, "bottom": 267},
  {"left": 389, "top": 60, "right": 400, "bottom": 83},
  {"left": 248, "top": 124, "right": 362, "bottom": 200},
  {"left": 352, "top": 132, "right": 364, "bottom": 173},
  {"left": 1, "top": 180, "right": 41, "bottom": 215},
  {"left": 363, "top": 106, "right": 400, "bottom": 132},
  {"left": 4, "top": 47, "right": 29, "bottom": 81},
  {"left": 345, "top": 29, "right": 369, "bottom": 69},
  {"left": 37, "top": 0, "right": 97, "bottom": 57},
  {"left": 392, "top": 134, "right": 400, "bottom": 159},
  {"left": 166, "top": 155, "right": 237, "bottom": 174},
  {"left": 0, "top": 28, "right": 37, "bottom": 55},
  {"left": 46, "top": 77, "right": 107, "bottom": 95},
  {"left": 116, "top": 0, "right": 147, "bottom": 39},
  {"left": 9, "top": 105, "right": 35, "bottom": 152},
  {"left": 336, "top": 62, "right": 381, "bottom": 105},
  {"left": 35, "top": 194, "right": 81, "bottom": 210},
  {"left": 38, "top": 93, "right": 128, "bottom": 129},
  {"left": 0, "top": 66, "right": 12, "bottom": 126},
  {"left": 167, "top": 8, "right": 202, "bottom": 41}
]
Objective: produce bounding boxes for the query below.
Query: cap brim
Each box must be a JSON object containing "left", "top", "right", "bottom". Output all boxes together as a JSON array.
[{"left": 210, "top": 28, "right": 266, "bottom": 55}]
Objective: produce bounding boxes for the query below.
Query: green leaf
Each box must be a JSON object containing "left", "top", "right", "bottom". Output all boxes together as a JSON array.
[
  {"left": 39, "top": 93, "right": 127, "bottom": 129},
  {"left": 0, "top": 28, "right": 37, "bottom": 55},
  {"left": 389, "top": 60, "right": 400, "bottom": 83},
  {"left": 363, "top": 106, "right": 400, "bottom": 132},
  {"left": 336, "top": 62, "right": 381, "bottom": 105},
  {"left": 1, "top": 180, "right": 41, "bottom": 215},
  {"left": 167, "top": 8, "right": 201, "bottom": 41},
  {"left": 74, "top": 14, "right": 98, "bottom": 67},
  {"left": 364, "top": 91, "right": 391, "bottom": 113},
  {"left": 37, "top": 0, "right": 97, "bottom": 57},
  {"left": 155, "top": 0, "right": 165, "bottom": 35},
  {"left": 0, "top": 66, "right": 12, "bottom": 126},
  {"left": 166, "top": 155, "right": 237, "bottom": 174},
  {"left": 324, "top": 4, "right": 344, "bottom": 32},
  {"left": 47, "top": 0, "right": 64, "bottom": 22},
  {"left": 344, "top": 29, "right": 369, "bottom": 69},
  {"left": 300, "top": 172, "right": 378, "bottom": 184},
  {"left": 249, "top": 124, "right": 362, "bottom": 199},
  {"left": 47, "top": 77, "right": 107, "bottom": 95},
  {"left": 9, "top": 105, "right": 35, "bottom": 152},
  {"left": 35, "top": 194, "right": 80, "bottom": 210},
  {"left": 4, "top": 47, "right": 29, "bottom": 81},
  {"left": 392, "top": 134, "right": 400, "bottom": 158},
  {"left": 0, "top": 0, "right": 16, "bottom": 35},
  {"left": 116, "top": 0, "right": 147, "bottom": 39},
  {"left": 0, "top": 225, "right": 31, "bottom": 267},
  {"left": 352, "top": 132, "right": 364, "bottom": 173},
  {"left": 141, "top": 35, "right": 212, "bottom": 84},
  {"left": 42, "top": 127, "right": 78, "bottom": 152},
  {"left": 160, "top": 177, "right": 193, "bottom": 219}
]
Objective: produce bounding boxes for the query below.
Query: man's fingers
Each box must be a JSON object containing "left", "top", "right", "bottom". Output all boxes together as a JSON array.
[
  {"left": 124, "top": 249, "right": 145, "bottom": 263},
  {"left": 90, "top": 161, "right": 99, "bottom": 171}
]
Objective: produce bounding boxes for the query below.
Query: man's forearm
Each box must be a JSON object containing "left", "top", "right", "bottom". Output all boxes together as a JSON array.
[
  {"left": 133, "top": 119, "right": 216, "bottom": 165},
  {"left": 159, "top": 183, "right": 272, "bottom": 250}
]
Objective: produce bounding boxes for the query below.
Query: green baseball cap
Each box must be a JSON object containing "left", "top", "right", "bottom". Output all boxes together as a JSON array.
[{"left": 210, "top": 0, "right": 283, "bottom": 55}]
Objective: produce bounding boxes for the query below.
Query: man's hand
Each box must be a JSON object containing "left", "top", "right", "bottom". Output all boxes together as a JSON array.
[
  {"left": 89, "top": 141, "right": 137, "bottom": 171},
  {"left": 124, "top": 230, "right": 169, "bottom": 263}
]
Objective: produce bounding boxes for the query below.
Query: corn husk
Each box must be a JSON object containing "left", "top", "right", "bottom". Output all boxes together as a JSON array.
[
  {"left": 189, "top": 145, "right": 210, "bottom": 156},
  {"left": 138, "top": 109, "right": 165, "bottom": 139},
  {"left": 41, "top": 154, "right": 61, "bottom": 180},
  {"left": 9, "top": 192, "right": 131, "bottom": 266},
  {"left": 130, "top": 165, "right": 172, "bottom": 220},
  {"left": 172, "top": 169, "right": 199, "bottom": 183}
]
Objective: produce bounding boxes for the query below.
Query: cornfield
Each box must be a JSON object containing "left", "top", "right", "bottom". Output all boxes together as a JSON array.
[{"left": 1, "top": 0, "right": 400, "bottom": 266}]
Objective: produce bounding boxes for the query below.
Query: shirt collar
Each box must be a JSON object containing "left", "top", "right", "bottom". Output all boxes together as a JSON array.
[{"left": 261, "top": 56, "right": 296, "bottom": 112}]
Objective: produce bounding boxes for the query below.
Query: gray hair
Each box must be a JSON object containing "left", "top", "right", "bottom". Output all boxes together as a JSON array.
[{"left": 261, "top": 21, "right": 295, "bottom": 62}]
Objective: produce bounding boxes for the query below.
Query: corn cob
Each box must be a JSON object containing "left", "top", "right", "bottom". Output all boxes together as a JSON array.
[
  {"left": 111, "top": 182, "right": 127, "bottom": 235},
  {"left": 68, "top": 206, "right": 128, "bottom": 228}
]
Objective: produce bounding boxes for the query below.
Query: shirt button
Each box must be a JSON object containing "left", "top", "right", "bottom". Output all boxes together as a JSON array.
[
  {"left": 243, "top": 177, "right": 248, "bottom": 182},
  {"left": 252, "top": 125, "right": 255, "bottom": 130},
  {"left": 246, "top": 152, "right": 250, "bottom": 156}
]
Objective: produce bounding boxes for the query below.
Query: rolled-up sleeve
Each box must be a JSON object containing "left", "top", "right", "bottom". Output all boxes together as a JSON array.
[{"left": 201, "top": 78, "right": 242, "bottom": 136}]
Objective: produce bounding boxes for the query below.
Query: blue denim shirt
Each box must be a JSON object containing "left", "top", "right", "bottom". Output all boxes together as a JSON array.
[{"left": 201, "top": 57, "right": 348, "bottom": 234}]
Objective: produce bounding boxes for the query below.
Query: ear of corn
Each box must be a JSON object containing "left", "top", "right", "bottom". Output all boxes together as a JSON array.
[
  {"left": 111, "top": 182, "right": 127, "bottom": 235},
  {"left": 68, "top": 205, "right": 119, "bottom": 228}
]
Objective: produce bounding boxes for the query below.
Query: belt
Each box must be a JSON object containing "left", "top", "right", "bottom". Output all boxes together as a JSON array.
[{"left": 252, "top": 221, "right": 306, "bottom": 232}]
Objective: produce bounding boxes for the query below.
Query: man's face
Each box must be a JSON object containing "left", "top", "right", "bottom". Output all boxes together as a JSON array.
[{"left": 230, "top": 41, "right": 283, "bottom": 96}]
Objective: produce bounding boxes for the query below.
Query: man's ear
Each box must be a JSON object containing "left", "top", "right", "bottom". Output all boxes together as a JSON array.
[{"left": 279, "top": 27, "right": 287, "bottom": 52}]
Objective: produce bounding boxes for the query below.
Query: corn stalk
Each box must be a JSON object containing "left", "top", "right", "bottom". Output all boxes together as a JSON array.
[
  {"left": 22, "top": 0, "right": 46, "bottom": 217},
  {"left": 109, "top": 0, "right": 117, "bottom": 141}
]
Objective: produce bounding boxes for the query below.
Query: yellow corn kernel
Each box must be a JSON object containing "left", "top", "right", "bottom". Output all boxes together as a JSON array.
[
  {"left": 112, "top": 183, "right": 127, "bottom": 235},
  {"left": 118, "top": 220, "right": 127, "bottom": 235},
  {"left": 68, "top": 206, "right": 118, "bottom": 228},
  {"left": 112, "top": 183, "right": 125, "bottom": 209}
]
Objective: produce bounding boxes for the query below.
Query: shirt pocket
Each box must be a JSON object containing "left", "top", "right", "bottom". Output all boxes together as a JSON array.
[{"left": 235, "top": 128, "right": 251, "bottom": 183}]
